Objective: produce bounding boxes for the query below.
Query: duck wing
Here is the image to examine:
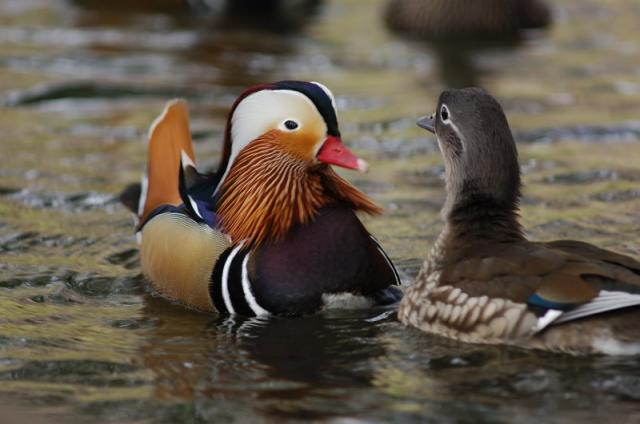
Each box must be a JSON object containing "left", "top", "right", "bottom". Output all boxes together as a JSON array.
[
  {"left": 544, "top": 240, "right": 640, "bottom": 286},
  {"left": 529, "top": 240, "right": 640, "bottom": 331},
  {"left": 138, "top": 99, "right": 195, "bottom": 225},
  {"left": 423, "top": 241, "right": 640, "bottom": 337},
  {"left": 178, "top": 153, "right": 220, "bottom": 229}
]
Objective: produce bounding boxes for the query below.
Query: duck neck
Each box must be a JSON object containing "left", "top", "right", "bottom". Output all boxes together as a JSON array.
[
  {"left": 442, "top": 179, "right": 524, "bottom": 248},
  {"left": 216, "top": 135, "right": 381, "bottom": 248}
]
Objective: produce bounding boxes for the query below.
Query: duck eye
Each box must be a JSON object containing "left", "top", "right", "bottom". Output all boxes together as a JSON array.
[
  {"left": 440, "top": 105, "right": 450, "bottom": 122},
  {"left": 284, "top": 120, "right": 299, "bottom": 130}
]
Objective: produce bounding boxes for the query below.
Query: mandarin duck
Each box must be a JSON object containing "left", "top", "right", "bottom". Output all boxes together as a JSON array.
[
  {"left": 399, "top": 87, "right": 640, "bottom": 355},
  {"left": 384, "top": 0, "right": 551, "bottom": 39},
  {"left": 192, "top": 0, "right": 322, "bottom": 32},
  {"left": 120, "top": 81, "right": 402, "bottom": 316}
]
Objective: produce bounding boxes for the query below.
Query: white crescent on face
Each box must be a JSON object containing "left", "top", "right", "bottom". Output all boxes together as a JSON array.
[{"left": 214, "top": 83, "right": 338, "bottom": 195}]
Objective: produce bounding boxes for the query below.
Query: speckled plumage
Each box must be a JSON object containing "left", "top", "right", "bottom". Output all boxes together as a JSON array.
[{"left": 399, "top": 88, "right": 640, "bottom": 355}]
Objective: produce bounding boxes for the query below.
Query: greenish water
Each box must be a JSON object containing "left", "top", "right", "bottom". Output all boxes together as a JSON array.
[{"left": 1, "top": 0, "right": 639, "bottom": 422}]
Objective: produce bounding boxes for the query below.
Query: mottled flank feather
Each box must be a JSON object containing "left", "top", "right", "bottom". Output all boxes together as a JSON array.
[
  {"left": 217, "top": 131, "right": 381, "bottom": 248},
  {"left": 401, "top": 279, "right": 538, "bottom": 343}
]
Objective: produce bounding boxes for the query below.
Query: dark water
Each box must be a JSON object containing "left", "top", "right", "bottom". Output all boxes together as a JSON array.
[{"left": 1, "top": 0, "right": 640, "bottom": 422}]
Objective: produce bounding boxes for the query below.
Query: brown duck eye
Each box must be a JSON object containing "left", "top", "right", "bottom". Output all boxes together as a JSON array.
[
  {"left": 440, "top": 105, "right": 449, "bottom": 121},
  {"left": 284, "top": 120, "right": 299, "bottom": 130}
]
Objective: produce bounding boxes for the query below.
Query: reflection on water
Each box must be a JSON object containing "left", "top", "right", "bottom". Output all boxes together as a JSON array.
[
  {"left": 1, "top": 0, "right": 640, "bottom": 422},
  {"left": 422, "top": 39, "right": 525, "bottom": 88}
]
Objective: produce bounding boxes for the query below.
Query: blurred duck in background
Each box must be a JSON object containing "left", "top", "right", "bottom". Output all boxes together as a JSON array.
[
  {"left": 384, "top": 0, "right": 552, "bottom": 87},
  {"left": 385, "top": 0, "right": 551, "bottom": 40},
  {"left": 70, "top": 0, "right": 323, "bottom": 32},
  {"left": 190, "top": 0, "right": 323, "bottom": 32}
]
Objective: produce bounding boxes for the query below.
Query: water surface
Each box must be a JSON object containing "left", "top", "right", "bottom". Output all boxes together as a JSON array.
[{"left": 1, "top": 0, "right": 640, "bottom": 422}]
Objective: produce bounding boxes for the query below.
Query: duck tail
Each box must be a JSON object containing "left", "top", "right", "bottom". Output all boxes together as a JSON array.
[{"left": 131, "top": 99, "right": 196, "bottom": 227}]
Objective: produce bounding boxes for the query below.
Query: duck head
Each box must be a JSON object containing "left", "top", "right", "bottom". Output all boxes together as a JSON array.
[
  {"left": 216, "top": 80, "right": 367, "bottom": 192},
  {"left": 418, "top": 87, "right": 521, "bottom": 220},
  {"left": 215, "top": 81, "right": 381, "bottom": 247}
]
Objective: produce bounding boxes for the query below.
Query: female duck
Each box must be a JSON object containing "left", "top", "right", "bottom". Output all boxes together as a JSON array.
[
  {"left": 399, "top": 88, "right": 640, "bottom": 355},
  {"left": 385, "top": 0, "right": 551, "bottom": 39},
  {"left": 123, "top": 81, "right": 401, "bottom": 316}
]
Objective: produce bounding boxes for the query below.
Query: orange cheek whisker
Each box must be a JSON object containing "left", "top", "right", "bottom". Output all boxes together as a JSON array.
[{"left": 216, "top": 132, "right": 382, "bottom": 248}]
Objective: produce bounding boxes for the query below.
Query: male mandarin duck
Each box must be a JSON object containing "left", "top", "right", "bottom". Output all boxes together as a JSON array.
[
  {"left": 121, "top": 81, "right": 402, "bottom": 316},
  {"left": 398, "top": 88, "right": 640, "bottom": 355}
]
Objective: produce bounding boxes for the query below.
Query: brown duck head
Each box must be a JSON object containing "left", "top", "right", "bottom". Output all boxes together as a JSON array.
[{"left": 418, "top": 87, "right": 523, "bottom": 239}]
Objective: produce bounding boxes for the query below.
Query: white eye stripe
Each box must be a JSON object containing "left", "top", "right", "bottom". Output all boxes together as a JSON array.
[
  {"left": 213, "top": 89, "right": 326, "bottom": 196},
  {"left": 437, "top": 103, "right": 465, "bottom": 146},
  {"left": 449, "top": 121, "right": 464, "bottom": 145}
]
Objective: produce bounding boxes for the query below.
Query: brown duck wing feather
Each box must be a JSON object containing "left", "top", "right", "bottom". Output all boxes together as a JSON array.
[
  {"left": 545, "top": 240, "right": 640, "bottom": 285},
  {"left": 401, "top": 240, "right": 640, "bottom": 346},
  {"left": 440, "top": 240, "right": 640, "bottom": 301}
]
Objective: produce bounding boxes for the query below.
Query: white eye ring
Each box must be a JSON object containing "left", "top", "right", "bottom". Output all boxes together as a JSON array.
[
  {"left": 440, "top": 105, "right": 450, "bottom": 123},
  {"left": 280, "top": 119, "right": 300, "bottom": 132}
]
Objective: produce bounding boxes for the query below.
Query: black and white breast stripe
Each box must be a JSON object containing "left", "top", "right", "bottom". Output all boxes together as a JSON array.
[
  {"left": 370, "top": 235, "right": 401, "bottom": 286},
  {"left": 210, "top": 244, "right": 271, "bottom": 316}
]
